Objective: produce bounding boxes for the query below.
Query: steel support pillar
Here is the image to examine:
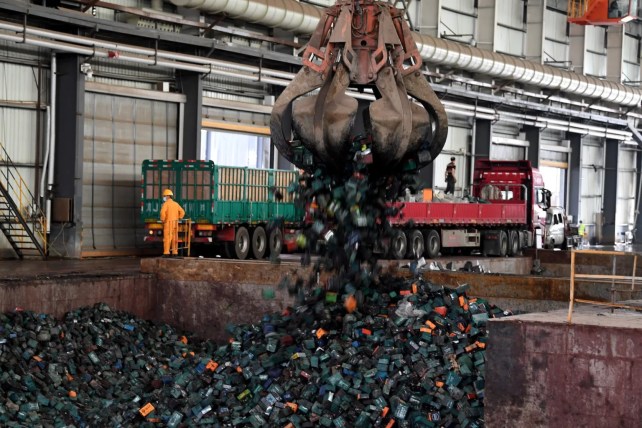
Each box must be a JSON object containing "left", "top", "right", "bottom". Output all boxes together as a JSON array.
[
  {"left": 177, "top": 70, "right": 202, "bottom": 160},
  {"left": 602, "top": 140, "right": 619, "bottom": 244},
  {"left": 567, "top": 133, "right": 582, "bottom": 224},
  {"left": 418, "top": 164, "right": 434, "bottom": 192},
  {"left": 524, "top": 126, "right": 540, "bottom": 168},
  {"left": 50, "top": 54, "right": 85, "bottom": 258},
  {"left": 473, "top": 119, "right": 493, "bottom": 189},
  {"left": 636, "top": 150, "right": 642, "bottom": 242}
]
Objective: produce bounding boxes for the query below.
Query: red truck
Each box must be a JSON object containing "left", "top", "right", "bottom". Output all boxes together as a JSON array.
[{"left": 387, "top": 159, "right": 563, "bottom": 259}]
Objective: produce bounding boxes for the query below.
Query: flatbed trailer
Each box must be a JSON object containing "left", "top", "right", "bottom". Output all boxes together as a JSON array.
[{"left": 385, "top": 159, "right": 547, "bottom": 259}]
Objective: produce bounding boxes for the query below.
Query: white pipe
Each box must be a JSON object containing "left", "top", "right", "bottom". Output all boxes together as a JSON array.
[
  {"left": 0, "top": 21, "right": 631, "bottom": 141},
  {"left": 166, "top": 0, "right": 642, "bottom": 107},
  {"left": 40, "top": 105, "right": 50, "bottom": 200},
  {"left": 0, "top": 21, "right": 295, "bottom": 80},
  {"left": 46, "top": 53, "right": 56, "bottom": 231},
  {"left": 1, "top": 16, "right": 639, "bottom": 107},
  {"left": 0, "top": 29, "right": 293, "bottom": 87}
]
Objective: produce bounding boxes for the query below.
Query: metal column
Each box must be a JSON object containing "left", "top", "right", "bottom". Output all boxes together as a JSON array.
[
  {"left": 474, "top": 119, "right": 492, "bottom": 159},
  {"left": 418, "top": 164, "right": 434, "bottom": 191},
  {"left": 473, "top": 119, "right": 492, "bottom": 189},
  {"left": 177, "top": 70, "right": 202, "bottom": 160},
  {"left": 50, "top": 54, "right": 85, "bottom": 258},
  {"left": 603, "top": 140, "right": 619, "bottom": 244},
  {"left": 636, "top": 150, "right": 642, "bottom": 242},
  {"left": 524, "top": 126, "right": 540, "bottom": 167},
  {"left": 568, "top": 133, "right": 582, "bottom": 223}
]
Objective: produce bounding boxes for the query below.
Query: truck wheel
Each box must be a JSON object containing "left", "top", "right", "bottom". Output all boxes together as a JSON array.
[
  {"left": 407, "top": 230, "right": 424, "bottom": 258},
  {"left": 268, "top": 228, "right": 283, "bottom": 257},
  {"left": 425, "top": 230, "right": 441, "bottom": 259},
  {"left": 251, "top": 226, "right": 267, "bottom": 259},
  {"left": 499, "top": 230, "right": 508, "bottom": 257},
  {"left": 508, "top": 230, "right": 519, "bottom": 256},
  {"left": 390, "top": 230, "right": 407, "bottom": 260},
  {"left": 234, "top": 226, "right": 250, "bottom": 260}
]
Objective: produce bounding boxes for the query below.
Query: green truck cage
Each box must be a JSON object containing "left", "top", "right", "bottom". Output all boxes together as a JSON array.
[{"left": 141, "top": 160, "right": 303, "bottom": 225}]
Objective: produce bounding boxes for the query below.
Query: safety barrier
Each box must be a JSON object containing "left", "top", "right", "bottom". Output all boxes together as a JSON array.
[{"left": 567, "top": 249, "right": 642, "bottom": 323}]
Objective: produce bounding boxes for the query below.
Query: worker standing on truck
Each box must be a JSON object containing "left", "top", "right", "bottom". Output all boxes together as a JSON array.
[
  {"left": 445, "top": 157, "right": 456, "bottom": 195},
  {"left": 578, "top": 220, "right": 586, "bottom": 248},
  {"left": 160, "top": 189, "right": 185, "bottom": 257}
]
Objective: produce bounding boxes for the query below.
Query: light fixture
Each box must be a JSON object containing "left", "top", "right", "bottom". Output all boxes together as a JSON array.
[{"left": 80, "top": 62, "right": 93, "bottom": 79}]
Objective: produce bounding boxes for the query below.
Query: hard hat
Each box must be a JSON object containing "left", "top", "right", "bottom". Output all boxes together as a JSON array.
[{"left": 163, "top": 189, "right": 173, "bottom": 197}]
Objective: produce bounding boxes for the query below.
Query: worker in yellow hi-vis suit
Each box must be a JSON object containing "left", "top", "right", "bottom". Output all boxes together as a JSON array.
[{"left": 160, "top": 189, "right": 185, "bottom": 256}]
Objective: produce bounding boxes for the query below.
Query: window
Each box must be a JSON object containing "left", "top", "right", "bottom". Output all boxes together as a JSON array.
[{"left": 201, "top": 130, "right": 270, "bottom": 168}]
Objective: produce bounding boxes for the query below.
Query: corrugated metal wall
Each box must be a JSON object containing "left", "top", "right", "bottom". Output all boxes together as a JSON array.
[
  {"left": 0, "top": 60, "right": 46, "bottom": 257},
  {"left": 616, "top": 147, "right": 637, "bottom": 240},
  {"left": 494, "top": 0, "right": 525, "bottom": 56},
  {"left": 82, "top": 91, "right": 178, "bottom": 255},
  {"left": 433, "top": 124, "right": 470, "bottom": 195},
  {"left": 580, "top": 139, "right": 604, "bottom": 227},
  {"left": 0, "top": 62, "right": 42, "bottom": 194}
]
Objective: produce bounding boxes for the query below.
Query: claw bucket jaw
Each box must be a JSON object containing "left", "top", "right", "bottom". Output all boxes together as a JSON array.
[{"left": 270, "top": 0, "right": 448, "bottom": 175}]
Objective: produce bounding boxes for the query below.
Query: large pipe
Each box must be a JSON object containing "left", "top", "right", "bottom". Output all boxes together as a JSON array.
[
  {"left": 171, "top": 0, "right": 324, "bottom": 33},
  {"left": 169, "top": 0, "right": 642, "bottom": 107},
  {"left": 46, "top": 53, "right": 56, "bottom": 232},
  {"left": 0, "top": 19, "right": 632, "bottom": 140}
]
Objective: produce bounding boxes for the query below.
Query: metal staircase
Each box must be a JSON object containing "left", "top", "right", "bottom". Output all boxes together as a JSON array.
[{"left": 0, "top": 143, "right": 47, "bottom": 259}]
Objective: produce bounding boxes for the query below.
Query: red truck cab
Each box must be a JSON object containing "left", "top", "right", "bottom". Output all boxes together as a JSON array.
[{"left": 472, "top": 159, "right": 548, "bottom": 234}]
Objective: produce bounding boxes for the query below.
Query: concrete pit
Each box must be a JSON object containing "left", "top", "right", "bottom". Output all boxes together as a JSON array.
[{"left": 0, "top": 254, "right": 640, "bottom": 426}]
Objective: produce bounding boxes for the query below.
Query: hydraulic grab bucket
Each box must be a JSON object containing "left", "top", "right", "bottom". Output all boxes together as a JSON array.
[{"left": 270, "top": 0, "right": 448, "bottom": 174}]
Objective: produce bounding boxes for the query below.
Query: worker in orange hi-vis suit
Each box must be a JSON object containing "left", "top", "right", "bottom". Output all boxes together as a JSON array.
[{"left": 160, "top": 189, "right": 185, "bottom": 256}]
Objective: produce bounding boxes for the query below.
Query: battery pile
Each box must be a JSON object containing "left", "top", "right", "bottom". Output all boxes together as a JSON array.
[{"left": 0, "top": 276, "right": 506, "bottom": 427}]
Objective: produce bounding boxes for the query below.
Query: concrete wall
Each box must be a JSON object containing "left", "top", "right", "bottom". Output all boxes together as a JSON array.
[
  {"left": 1, "top": 257, "right": 637, "bottom": 342},
  {"left": 143, "top": 258, "right": 300, "bottom": 342},
  {"left": 486, "top": 309, "right": 642, "bottom": 427},
  {"left": 0, "top": 274, "right": 155, "bottom": 320}
]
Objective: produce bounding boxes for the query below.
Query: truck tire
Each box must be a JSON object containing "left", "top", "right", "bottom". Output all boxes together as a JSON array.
[
  {"left": 407, "top": 230, "right": 424, "bottom": 258},
  {"left": 390, "top": 230, "right": 407, "bottom": 260},
  {"left": 268, "top": 228, "right": 283, "bottom": 257},
  {"left": 234, "top": 226, "right": 250, "bottom": 260},
  {"left": 508, "top": 230, "right": 519, "bottom": 256},
  {"left": 499, "top": 230, "right": 508, "bottom": 257},
  {"left": 425, "top": 229, "right": 441, "bottom": 259},
  {"left": 251, "top": 226, "right": 267, "bottom": 259}
]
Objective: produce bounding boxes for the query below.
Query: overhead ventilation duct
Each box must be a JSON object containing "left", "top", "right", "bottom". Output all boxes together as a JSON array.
[
  {"left": 171, "top": 0, "right": 323, "bottom": 34},
  {"left": 0, "top": 18, "right": 631, "bottom": 141},
  {"left": 170, "top": 0, "right": 642, "bottom": 107}
]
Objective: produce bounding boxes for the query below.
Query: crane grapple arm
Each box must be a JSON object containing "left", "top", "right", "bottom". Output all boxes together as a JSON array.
[{"left": 270, "top": 0, "right": 448, "bottom": 174}]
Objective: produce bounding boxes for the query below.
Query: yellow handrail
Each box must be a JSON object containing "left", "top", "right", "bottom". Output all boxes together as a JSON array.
[
  {"left": 567, "top": 249, "right": 641, "bottom": 323},
  {"left": 568, "top": 0, "right": 589, "bottom": 19}
]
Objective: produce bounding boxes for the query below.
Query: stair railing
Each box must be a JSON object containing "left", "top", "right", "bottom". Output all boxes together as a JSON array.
[{"left": 0, "top": 142, "right": 47, "bottom": 255}]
